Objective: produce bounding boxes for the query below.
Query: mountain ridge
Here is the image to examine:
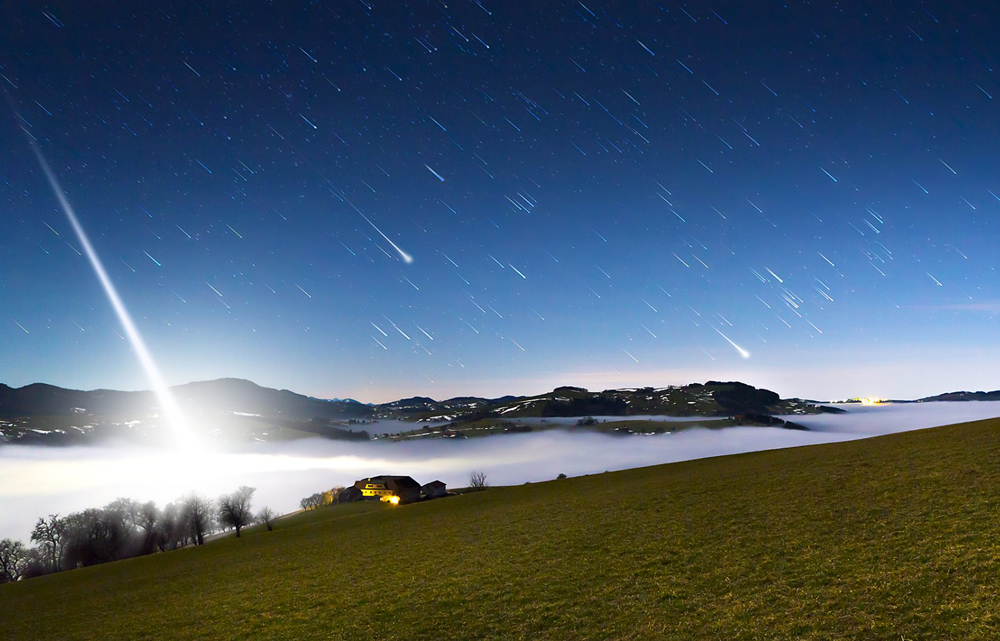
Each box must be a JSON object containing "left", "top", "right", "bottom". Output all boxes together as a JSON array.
[
  {"left": 918, "top": 390, "right": 1000, "bottom": 402},
  {"left": 5, "top": 377, "right": 989, "bottom": 447}
]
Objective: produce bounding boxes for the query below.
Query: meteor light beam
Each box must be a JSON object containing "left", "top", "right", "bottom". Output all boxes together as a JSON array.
[
  {"left": 344, "top": 197, "right": 413, "bottom": 264},
  {"left": 27, "top": 140, "right": 196, "bottom": 448},
  {"left": 714, "top": 328, "right": 751, "bottom": 359}
]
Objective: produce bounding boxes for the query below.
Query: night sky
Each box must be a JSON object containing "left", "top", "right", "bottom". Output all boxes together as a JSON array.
[{"left": 3, "top": 1, "right": 1000, "bottom": 402}]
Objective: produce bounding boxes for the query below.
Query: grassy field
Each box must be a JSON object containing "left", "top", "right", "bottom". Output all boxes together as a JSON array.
[{"left": 5, "top": 417, "right": 1000, "bottom": 639}]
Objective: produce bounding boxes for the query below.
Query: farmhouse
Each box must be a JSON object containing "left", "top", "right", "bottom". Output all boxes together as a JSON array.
[
  {"left": 354, "top": 475, "right": 422, "bottom": 504},
  {"left": 340, "top": 476, "right": 449, "bottom": 504},
  {"left": 421, "top": 480, "right": 447, "bottom": 498}
]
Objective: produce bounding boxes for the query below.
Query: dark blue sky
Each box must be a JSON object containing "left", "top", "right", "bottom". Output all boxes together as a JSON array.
[{"left": 2, "top": 1, "right": 999, "bottom": 401}]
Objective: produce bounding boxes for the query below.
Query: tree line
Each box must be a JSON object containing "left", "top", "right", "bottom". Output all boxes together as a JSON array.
[
  {"left": 0, "top": 486, "right": 276, "bottom": 583},
  {"left": 299, "top": 486, "right": 343, "bottom": 510}
]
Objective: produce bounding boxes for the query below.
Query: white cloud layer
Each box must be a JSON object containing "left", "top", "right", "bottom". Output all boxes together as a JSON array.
[{"left": 2, "top": 401, "right": 999, "bottom": 541}]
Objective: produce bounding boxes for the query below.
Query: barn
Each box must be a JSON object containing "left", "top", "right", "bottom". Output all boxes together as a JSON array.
[{"left": 421, "top": 480, "right": 447, "bottom": 499}]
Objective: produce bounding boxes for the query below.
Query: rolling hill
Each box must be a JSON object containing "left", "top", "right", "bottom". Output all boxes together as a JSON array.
[
  {"left": 0, "top": 378, "right": 372, "bottom": 421},
  {"left": 0, "top": 378, "right": 838, "bottom": 446},
  {"left": 920, "top": 390, "right": 1000, "bottom": 402},
  {"left": 4, "top": 416, "right": 1000, "bottom": 639}
]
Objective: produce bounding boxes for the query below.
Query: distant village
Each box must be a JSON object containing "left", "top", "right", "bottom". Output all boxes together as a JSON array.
[{"left": 300, "top": 475, "right": 448, "bottom": 510}]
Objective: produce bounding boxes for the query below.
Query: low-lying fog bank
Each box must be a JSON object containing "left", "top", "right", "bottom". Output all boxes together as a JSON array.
[
  {"left": 3, "top": 401, "right": 1000, "bottom": 541},
  {"left": 779, "top": 401, "right": 1000, "bottom": 434}
]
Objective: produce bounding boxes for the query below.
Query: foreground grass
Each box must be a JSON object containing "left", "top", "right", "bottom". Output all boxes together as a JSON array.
[{"left": 5, "top": 418, "right": 1000, "bottom": 639}]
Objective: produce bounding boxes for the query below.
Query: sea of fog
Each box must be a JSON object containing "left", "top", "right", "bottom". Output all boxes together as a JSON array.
[{"left": 3, "top": 401, "right": 1000, "bottom": 541}]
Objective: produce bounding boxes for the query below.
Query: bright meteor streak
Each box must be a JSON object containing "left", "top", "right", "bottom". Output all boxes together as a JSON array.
[
  {"left": 714, "top": 327, "right": 751, "bottom": 359},
  {"left": 357, "top": 211, "right": 414, "bottom": 263},
  {"left": 343, "top": 196, "right": 413, "bottom": 264},
  {"left": 27, "top": 140, "right": 197, "bottom": 448},
  {"left": 424, "top": 163, "right": 445, "bottom": 182}
]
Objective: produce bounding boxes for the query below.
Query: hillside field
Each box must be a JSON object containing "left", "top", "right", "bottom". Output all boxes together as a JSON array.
[{"left": 4, "top": 417, "right": 1000, "bottom": 639}]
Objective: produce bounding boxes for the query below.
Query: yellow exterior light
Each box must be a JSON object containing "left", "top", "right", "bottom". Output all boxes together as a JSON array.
[
  {"left": 381, "top": 495, "right": 400, "bottom": 505},
  {"left": 857, "top": 397, "right": 883, "bottom": 405}
]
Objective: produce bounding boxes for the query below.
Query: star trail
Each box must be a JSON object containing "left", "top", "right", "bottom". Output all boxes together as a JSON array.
[{"left": 2, "top": 1, "right": 1000, "bottom": 401}]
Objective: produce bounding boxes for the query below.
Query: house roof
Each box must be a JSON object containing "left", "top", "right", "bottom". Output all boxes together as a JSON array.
[
  {"left": 356, "top": 475, "right": 421, "bottom": 490},
  {"left": 422, "top": 480, "right": 446, "bottom": 487}
]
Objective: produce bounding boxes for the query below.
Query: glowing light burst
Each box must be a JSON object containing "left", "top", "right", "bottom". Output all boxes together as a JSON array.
[{"left": 28, "top": 141, "right": 197, "bottom": 449}]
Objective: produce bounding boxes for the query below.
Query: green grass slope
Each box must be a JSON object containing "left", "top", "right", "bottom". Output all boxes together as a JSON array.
[{"left": 5, "top": 418, "right": 1000, "bottom": 639}]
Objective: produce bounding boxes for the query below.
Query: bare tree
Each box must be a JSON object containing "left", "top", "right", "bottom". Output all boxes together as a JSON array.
[
  {"left": 299, "top": 492, "right": 324, "bottom": 510},
  {"left": 469, "top": 470, "right": 489, "bottom": 491},
  {"left": 217, "top": 486, "right": 256, "bottom": 538},
  {"left": 257, "top": 506, "right": 276, "bottom": 532},
  {"left": 182, "top": 494, "right": 213, "bottom": 546},
  {"left": 102, "top": 499, "right": 137, "bottom": 561},
  {"left": 30, "top": 515, "right": 65, "bottom": 572},
  {"left": 62, "top": 508, "right": 110, "bottom": 568},
  {"left": 106, "top": 497, "right": 137, "bottom": 529},
  {"left": 134, "top": 501, "right": 160, "bottom": 555},
  {"left": 0, "top": 538, "right": 26, "bottom": 583},
  {"left": 20, "top": 547, "right": 51, "bottom": 580},
  {"left": 158, "top": 502, "right": 186, "bottom": 551}
]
